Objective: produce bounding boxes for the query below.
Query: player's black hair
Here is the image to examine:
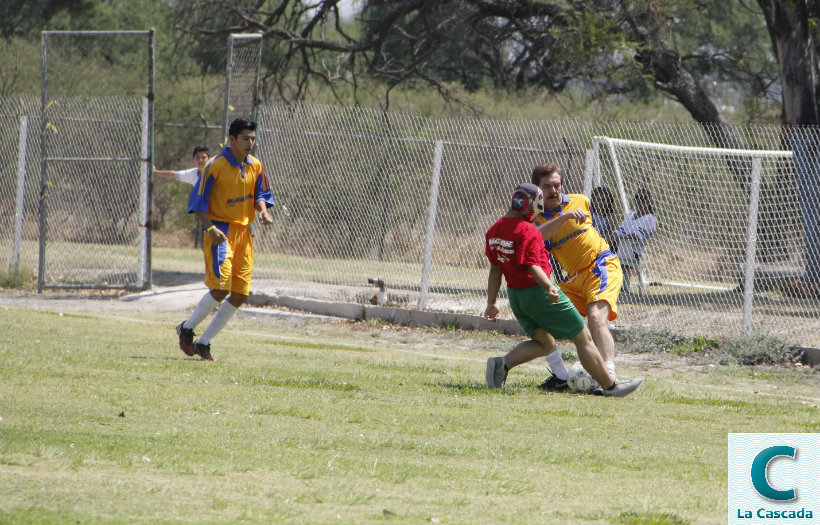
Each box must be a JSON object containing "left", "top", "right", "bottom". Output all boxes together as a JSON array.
[
  {"left": 635, "top": 187, "right": 654, "bottom": 214},
  {"left": 191, "top": 145, "right": 209, "bottom": 157},
  {"left": 228, "top": 118, "right": 257, "bottom": 138},
  {"left": 591, "top": 186, "right": 615, "bottom": 216}
]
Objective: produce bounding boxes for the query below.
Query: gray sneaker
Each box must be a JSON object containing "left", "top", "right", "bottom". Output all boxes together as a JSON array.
[
  {"left": 486, "top": 357, "right": 507, "bottom": 388},
  {"left": 594, "top": 377, "right": 644, "bottom": 397},
  {"left": 537, "top": 374, "right": 569, "bottom": 392}
]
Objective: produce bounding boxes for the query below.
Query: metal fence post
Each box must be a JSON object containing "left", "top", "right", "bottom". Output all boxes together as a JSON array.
[
  {"left": 221, "top": 36, "right": 234, "bottom": 145},
  {"left": 139, "top": 97, "right": 151, "bottom": 289},
  {"left": 742, "top": 157, "right": 763, "bottom": 334},
  {"left": 37, "top": 32, "right": 49, "bottom": 293},
  {"left": 11, "top": 116, "right": 29, "bottom": 274},
  {"left": 143, "top": 29, "right": 154, "bottom": 290},
  {"left": 418, "top": 140, "right": 444, "bottom": 309},
  {"left": 582, "top": 148, "right": 595, "bottom": 196}
]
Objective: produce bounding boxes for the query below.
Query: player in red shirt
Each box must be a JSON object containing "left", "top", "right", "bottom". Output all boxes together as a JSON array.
[{"left": 484, "top": 183, "right": 643, "bottom": 397}]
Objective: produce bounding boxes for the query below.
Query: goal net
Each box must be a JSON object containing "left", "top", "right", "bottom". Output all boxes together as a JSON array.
[{"left": 591, "top": 136, "right": 805, "bottom": 335}]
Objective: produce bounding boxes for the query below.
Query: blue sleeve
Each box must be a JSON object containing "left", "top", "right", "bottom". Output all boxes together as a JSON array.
[
  {"left": 634, "top": 215, "right": 658, "bottom": 242},
  {"left": 188, "top": 173, "right": 215, "bottom": 214},
  {"left": 254, "top": 170, "right": 275, "bottom": 209},
  {"left": 615, "top": 213, "right": 630, "bottom": 236}
]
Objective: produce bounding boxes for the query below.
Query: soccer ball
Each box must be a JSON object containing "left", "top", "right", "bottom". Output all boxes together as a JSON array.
[{"left": 567, "top": 362, "right": 600, "bottom": 393}]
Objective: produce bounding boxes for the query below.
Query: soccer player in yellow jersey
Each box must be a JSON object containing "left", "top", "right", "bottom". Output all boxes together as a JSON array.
[
  {"left": 175, "top": 118, "right": 274, "bottom": 361},
  {"left": 530, "top": 163, "right": 624, "bottom": 389}
]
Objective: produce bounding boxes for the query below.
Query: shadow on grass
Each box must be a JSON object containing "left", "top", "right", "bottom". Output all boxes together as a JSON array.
[
  {"left": 127, "top": 355, "right": 203, "bottom": 362},
  {"left": 436, "top": 381, "right": 554, "bottom": 395}
]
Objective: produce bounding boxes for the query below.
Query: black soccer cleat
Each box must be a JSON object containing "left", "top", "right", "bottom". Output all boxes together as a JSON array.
[
  {"left": 537, "top": 373, "right": 569, "bottom": 392},
  {"left": 176, "top": 322, "right": 195, "bottom": 356},
  {"left": 193, "top": 339, "right": 213, "bottom": 361}
]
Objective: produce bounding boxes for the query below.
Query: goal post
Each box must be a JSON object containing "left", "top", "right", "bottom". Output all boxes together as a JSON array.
[{"left": 590, "top": 136, "right": 795, "bottom": 334}]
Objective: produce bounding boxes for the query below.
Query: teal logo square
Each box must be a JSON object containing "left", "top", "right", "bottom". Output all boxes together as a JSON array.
[{"left": 729, "top": 433, "right": 820, "bottom": 524}]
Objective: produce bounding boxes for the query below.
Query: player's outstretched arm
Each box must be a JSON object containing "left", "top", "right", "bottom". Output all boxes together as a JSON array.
[
  {"left": 535, "top": 209, "right": 588, "bottom": 240},
  {"left": 153, "top": 166, "right": 176, "bottom": 179}
]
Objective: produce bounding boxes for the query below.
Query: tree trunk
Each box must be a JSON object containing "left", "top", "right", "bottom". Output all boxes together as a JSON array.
[
  {"left": 758, "top": 0, "right": 820, "bottom": 288},
  {"left": 757, "top": 0, "right": 820, "bottom": 125}
]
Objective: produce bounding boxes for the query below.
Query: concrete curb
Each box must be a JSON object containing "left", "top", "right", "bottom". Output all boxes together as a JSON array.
[
  {"left": 121, "top": 284, "right": 208, "bottom": 301},
  {"left": 247, "top": 291, "right": 524, "bottom": 335},
  {"left": 246, "top": 290, "right": 820, "bottom": 366}
]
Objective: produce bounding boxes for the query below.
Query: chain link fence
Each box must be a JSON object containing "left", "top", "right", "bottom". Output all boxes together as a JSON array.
[
  {"left": 2, "top": 93, "right": 818, "bottom": 347},
  {"left": 37, "top": 31, "right": 154, "bottom": 291},
  {"left": 250, "top": 102, "right": 820, "bottom": 348},
  {"left": 1, "top": 96, "right": 41, "bottom": 278}
]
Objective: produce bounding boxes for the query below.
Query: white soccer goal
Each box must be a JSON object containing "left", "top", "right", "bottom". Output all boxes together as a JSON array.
[{"left": 589, "top": 136, "right": 797, "bottom": 334}]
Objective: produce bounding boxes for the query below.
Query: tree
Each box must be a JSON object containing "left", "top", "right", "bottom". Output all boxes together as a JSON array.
[
  {"left": 176, "top": 0, "right": 782, "bottom": 123},
  {"left": 0, "top": 0, "right": 95, "bottom": 39}
]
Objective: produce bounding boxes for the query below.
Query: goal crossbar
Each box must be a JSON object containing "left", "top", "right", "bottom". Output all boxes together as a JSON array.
[
  {"left": 593, "top": 136, "right": 793, "bottom": 158},
  {"left": 590, "top": 135, "right": 798, "bottom": 335}
]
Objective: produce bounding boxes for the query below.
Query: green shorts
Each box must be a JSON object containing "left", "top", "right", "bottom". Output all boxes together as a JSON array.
[{"left": 507, "top": 285, "right": 585, "bottom": 341}]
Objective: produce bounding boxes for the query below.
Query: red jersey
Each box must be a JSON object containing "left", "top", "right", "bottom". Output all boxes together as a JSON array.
[{"left": 485, "top": 216, "right": 553, "bottom": 289}]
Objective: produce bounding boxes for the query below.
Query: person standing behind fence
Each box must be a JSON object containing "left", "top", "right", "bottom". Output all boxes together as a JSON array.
[
  {"left": 154, "top": 146, "right": 211, "bottom": 248},
  {"left": 154, "top": 145, "right": 210, "bottom": 185},
  {"left": 483, "top": 182, "right": 643, "bottom": 397},
  {"left": 531, "top": 163, "right": 624, "bottom": 387},
  {"left": 615, "top": 188, "right": 657, "bottom": 293},
  {"left": 175, "top": 119, "right": 274, "bottom": 361}
]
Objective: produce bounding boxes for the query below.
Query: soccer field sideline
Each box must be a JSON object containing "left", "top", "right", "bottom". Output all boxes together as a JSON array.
[{"left": 17, "top": 303, "right": 818, "bottom": 405}]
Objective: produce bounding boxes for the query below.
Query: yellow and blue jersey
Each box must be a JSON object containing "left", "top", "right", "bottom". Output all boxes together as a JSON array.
[
  {"left": 188, "top": 146, "right": 274, "bottom": 225},
  {"left": 533, "top": 193, "right": 611, "bottom": 277}
]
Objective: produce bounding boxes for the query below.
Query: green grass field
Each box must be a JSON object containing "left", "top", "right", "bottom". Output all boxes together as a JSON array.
[{"left": 0, "top": 299, "right": 818, "bottom": 524}]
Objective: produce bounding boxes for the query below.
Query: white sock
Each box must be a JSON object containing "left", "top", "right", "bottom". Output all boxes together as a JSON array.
[
  {"left": 605, "top": 361, "right": 616, "bottom": 378},
  {"left": 198, "top": 301, "right": 238, "bottom": 345},
  {"left": 184, "top": 292, "right": 220, "bottom": 330},
  {"left": 546, "top": 350, "right": 568, "bottom": 380}
]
